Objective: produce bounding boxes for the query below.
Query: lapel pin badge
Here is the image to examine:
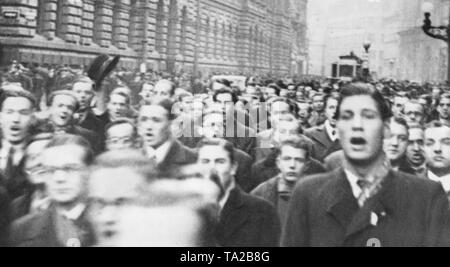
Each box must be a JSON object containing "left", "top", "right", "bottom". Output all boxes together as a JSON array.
[{"left": 370, "top": 212, "right": 379, "bottom": 226}]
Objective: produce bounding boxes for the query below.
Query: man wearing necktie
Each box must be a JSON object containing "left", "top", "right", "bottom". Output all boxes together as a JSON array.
[
  {"left": 424, "top": 122, "right": 450, "bottom": 204},
  {"left": 305, "top": 94, "right": 342, "bottom": 162},
  {"left": 9, "top": 135, "right": 95, "bottom": 247},
  {"left": 251, "top": 139, "right": 312, "bottom": 227},
  {"left": 283, "top": 83, "right": 450, "bottom": 247},
  {"left": 0, "top": 89, "right": 36, "bottom": 199}
]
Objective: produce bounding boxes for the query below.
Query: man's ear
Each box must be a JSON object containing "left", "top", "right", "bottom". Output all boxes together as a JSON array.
[
  {"left": 276, "top": 156, "right": 281, "bottom": 170},
  {"left": 383, "top": 120, "right": 391, "bottom": 139},
  {"left": 230, "top": 162, "right": 238, "bottom": 177}
]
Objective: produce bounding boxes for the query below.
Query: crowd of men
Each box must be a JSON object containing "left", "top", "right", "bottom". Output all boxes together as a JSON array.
[{"left": 0, "top": 58, "right": 449, "bottom": 247}]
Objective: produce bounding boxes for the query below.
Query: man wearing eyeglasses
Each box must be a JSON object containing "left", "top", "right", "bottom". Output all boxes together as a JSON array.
[
  {"left": 105, "top": 119, "right": 139, "bottom": 151},
  {"left": 10, "top": 133, "right": 53, "bottom": 221},
  {"left": 9, "top": 135, "right": 95, "bottom": 247}
]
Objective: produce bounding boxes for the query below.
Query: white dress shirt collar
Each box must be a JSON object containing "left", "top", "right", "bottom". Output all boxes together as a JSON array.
[
  {"left": 344, "top": 169, "right": 362, "bottom": 200},
  {"left": 324, "top": 120, "right": 338, "bottom": 142},
  {"left": 58, "top": 203, "right": 86, "bottom": 221},
  {"left": 428, "top": 171, "right": 450, "bottom": 193},
  {"left": 146, "top": 140, "right": 173, "bottom": 164}
]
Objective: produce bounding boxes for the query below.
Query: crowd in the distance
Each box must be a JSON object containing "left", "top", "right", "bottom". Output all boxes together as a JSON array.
[{"left": 0, "top": 58, "right": 449, "bottom": 247}]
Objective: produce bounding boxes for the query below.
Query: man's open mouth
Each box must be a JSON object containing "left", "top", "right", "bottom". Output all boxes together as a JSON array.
[{"left": 350, "top": 137, "right": 367, "bottom": 145}]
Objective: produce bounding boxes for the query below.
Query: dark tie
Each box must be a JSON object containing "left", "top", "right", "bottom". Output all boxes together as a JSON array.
[{"left": 4, "top": 147, "right": 15, "bottom": 180}]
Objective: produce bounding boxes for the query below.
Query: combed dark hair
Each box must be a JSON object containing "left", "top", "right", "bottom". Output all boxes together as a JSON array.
[
  {"left": 269, "top": 97, "right": 299, "bottom": 119},
  {"left": 335, "top": 83, "right": 393, "bottom": 121},
  {"left": 277, "top": 139, "right": 311, "bottom": 160},
  {"left": 0, "top": 89, "right": 37, "bottom": 110},
  {"left": 45, "top": 134, "right": 94, "bottom": 165},
  {"left": 197, "top": 138, "right": 236, "bottom": 163},
  {"left": 392, "top": 117, "right": 409, "bottom": 131},
  {"left": 142, "top": 97, "right": 177, "bottom": 121},
  {"left": 267, "top": 84, "right": 281, "bottom": 96},
  {"left": 213, "top": 88, "right": 239, "bottom": 104},
  {"left": 324, "top": 94, "right": 340, "bottom": 109}
]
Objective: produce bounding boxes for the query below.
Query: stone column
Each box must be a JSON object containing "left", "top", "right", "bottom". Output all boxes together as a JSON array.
[
  {"left": 93, "top": 0, "right": 114, "bottom": 48},
  {"left": 56, "top": 0, "right": 83, "bottom": 44},
  {"left": 81, "top": 0, "right": 94, "bottom": 45},
  {"left": 112, "top": 0, "right": 131, "bottom": 50},
  {"left": 0, "top": 0, "right": 38, "bottom": 38}
]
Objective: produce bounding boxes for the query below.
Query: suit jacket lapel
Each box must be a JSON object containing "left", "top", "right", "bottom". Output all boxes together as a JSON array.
[
  {"left": 345, "top": 171, "right": 397, "bottom": 239},
  {"left": 325, "top": 169, "right": 360, "bottom": 230},
  {"left": 24, "top": 206, "right": 60, "bottom": 247},
  {"left": 311, "top": 126, "right": 332, "bottom": 148},
  {"left": 218, "top": 188, "right": 250, "bottom": 242}
]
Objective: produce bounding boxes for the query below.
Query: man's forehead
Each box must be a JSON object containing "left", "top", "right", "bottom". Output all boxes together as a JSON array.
[
  {"left": 216, "top": 93, "right": 232, "bottom": 101},
  {"left": 108, "top": 123, "right": 134, "bottom": 136},
  {"left": 340, "top": 95, "right": 377, "bottom": 111},
  {"left": 54, "top": 94, "right": 77, "bottom": 105},
  {"left": 425, "top": 127, "right": 450, "bottom": 138},
  {"left": 73, "top": 82, "right": 92, "bottom": 91},
  {"left": 404, "top": 102, "right": 423, "bottom": 110},
  {"left": 199, "top": 145, "right": 227, "bottom": 156},
  {"left": 280, "top": 146, "right": 307, "bottom": 156},
  {"left": 2, "top": 97, "right": 33, "bottom": 108}
]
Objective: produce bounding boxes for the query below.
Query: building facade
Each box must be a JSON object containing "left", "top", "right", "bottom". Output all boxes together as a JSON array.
[
  {"left": 0, "top": 0, "right": 308, "bottom": 76},
  {"left": 308, "top": 0, "right": 449, "bottom": 83}
]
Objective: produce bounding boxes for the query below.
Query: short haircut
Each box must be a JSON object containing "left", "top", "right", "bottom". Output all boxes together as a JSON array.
[
  {"left": 141, "top": 81, "right": 155, "bottom": 90},
  {"left": 0, "top": 89, "right": 37, "bottom": 110},
  {"left": 419, "top": 94, "right": 432, "bottom": 106},
  {"left": 278, "top": 139, "right": 311, "bottom": 160},
  {"left": 201, "top": 108, "right": 224, "bottom": 122},
  {"left": 197, "top": 138, "right": 235, "bottom": 163},
  {"left": 178, "top": 91, "right": 193, "bottom": 102},
  {"left": 48, "top": 90, "right": 80, "bottom": 111},
  {"left": 110, "top": 88, "right": 131, "bottom": 105},
  {"left": 155, "top": 79, "right": 176, "bottom": 96},
  {"left": 266, "top": 84, "right": 281, "bottom": 96},
  {"left": 392, "top": 117, "right": 409, "bottom": 132},
  {"left": 72, "top": 75, "right": 95, "bottom": 91},
  {"left": 324, "top": 94, "right": 340, "bottom": 109},
  {"left": 335, "top": 83, "right": 393, "bottom": 121},
  {"left": 404, "top": 100, "right": 424, "bottom": 111},
  {"left": 213, "top": 88, "right": 238, "bottom": 104},
  {"left": 90, "top": 149, "right": 158, "bottom": 183},
  {"left": 269, "top": 97, "right": 299, "bottom": 119},
  {"left": 312, "top": 93, "right": 325, "bottom": 101},
  {"left": 105, "top": 119, "right": 138, "bottom": 139},
  {"left": 45, "top": 134, "right": 94, "bottom": 165},
  {"left": 142, "top": 98, "right": 177, "bottom": 121}
]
